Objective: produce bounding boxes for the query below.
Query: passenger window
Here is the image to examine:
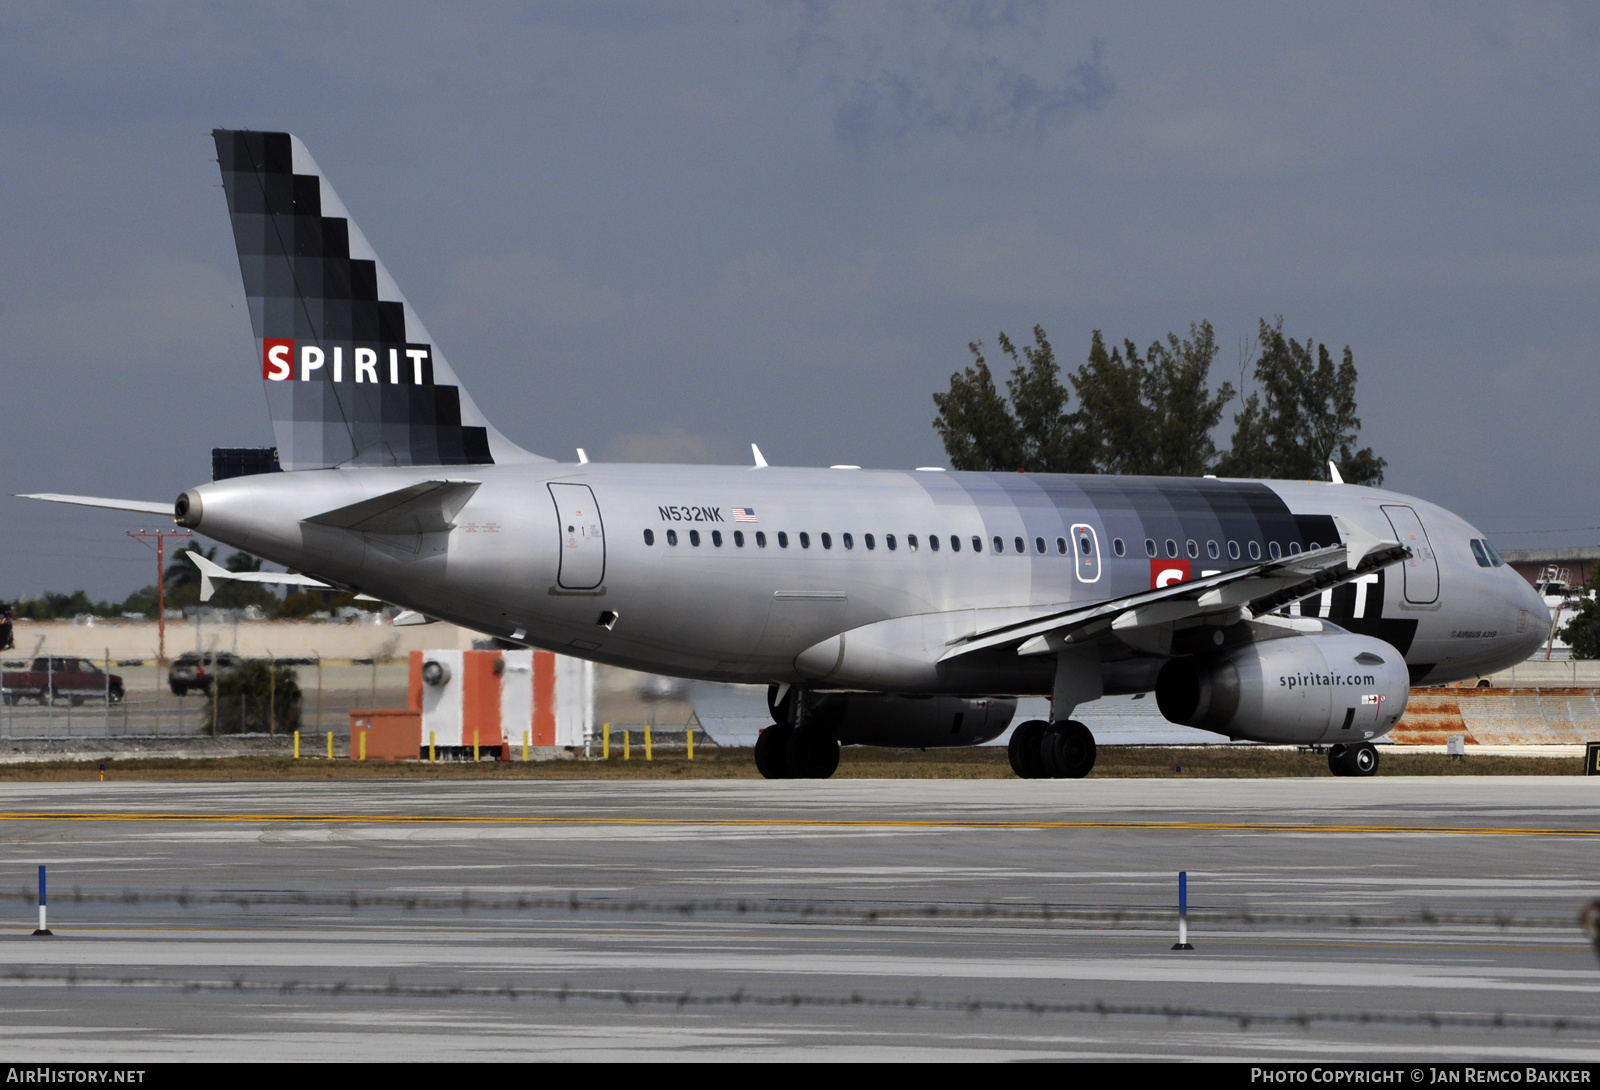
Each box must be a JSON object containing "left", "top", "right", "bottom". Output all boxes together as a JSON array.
[
  {"left": 1470, "top": 539, "right": 1491, "bottom": 567},
  {"left": 1308, "top": 541, "right": 1321, "bottom": 551},
  {"left": 927, "top": 534, "right": 938, "bottom": 552},
  {"left": 776, "top": 531, "right": 787, "bottom": 548},
  {"left": 1165, "top": 539, "right": 1178, "bottom": 558},
  {"left": 1206, "top": 540, "right": 1219, "bottom": 559},
  {"left": 733, "top": 530, "right": 744, "bottom": 547},
  {"left": 1112, "top": 538, "right": 1125, "bottom": 557},
  {"left": 1145, "top": 538, "right": 1157, "bottom": 558},
  {"left": 799, "top": 532, "right": 810, "bottom": 549},
  {"left": 993, "top": 536, "right": 1004, "bottom": 553},
  {"left": 712, "top": 530, "right": 723, "bottom": 547},
  {"left": 1228, "top": 541, "right": 1240, "bottom": 560},
  {"left": 1034, "top": 537, "right": 1045, "bottom": 554},
  {"left": 1014, "top": 536, "right": 1026, "bottom": 554},
  {"left": 972, "top": 536, "right": 983, "bottom": 553},
  {"left": 864, "top": 534, "right": 875, "bottom": 550},
  {"left": 905, "top": 534, "right": 916, "bottom": 551},
  {"left": 1289, "top": 542, "right": 1301, "bottom": 555},
  {"left": 950, "top": 536, "right": 961, "bottom": 553},
  {"left": 886, "top": 534, "right": 896, "bottom": 551},
  {"left": 1248, "top": 541, "right": 1261, "bottom": 560},
  {"left": 1186, "top": 539, "right": 1198, "bottom": 559},
  {"left": 644, "top": 529, "right": 655, "bottom": 546},
  {"left": 666, "top": 529, "right": 678, "bottom": 546},
  {"left": 842, "top": 533, "right": 853, "bottom": 549},
  {"left": 1269, "top": 541, "right": 1281, "bottom": 559},
  {"left": 690, "top": 530, "right": 701, "bottom": 547},
  {"left": 755, "top": 531, "right": 766, "bottom": 548},
  {"left": 822, "top": 533, "right": 833, "bottom": 550}
]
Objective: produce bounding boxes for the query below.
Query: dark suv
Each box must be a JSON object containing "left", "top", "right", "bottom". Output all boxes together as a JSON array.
[{"left": 168, "top": 651, "right": 241, "bottom": 696}]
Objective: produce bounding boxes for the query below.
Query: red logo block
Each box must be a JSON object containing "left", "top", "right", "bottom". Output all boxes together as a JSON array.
[
  {"left": 1150, "top": 559, "right": 1191, "bottom": 588},
  {"left": 262, "top": 338, "right": 294, "bottom": 381}
]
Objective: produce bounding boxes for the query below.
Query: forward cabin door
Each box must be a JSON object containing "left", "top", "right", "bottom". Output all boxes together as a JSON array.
[
  {"left": 1380, "top": 504, "right": 1439, "bottom": 605},
  {"left": 549, "top": 483, "right": 606, "bottom": 590}
]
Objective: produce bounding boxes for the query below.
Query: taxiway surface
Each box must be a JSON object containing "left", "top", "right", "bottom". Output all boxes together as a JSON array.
[{"left": 0, "top": 777, "right": 1596, "bottom": 1061}]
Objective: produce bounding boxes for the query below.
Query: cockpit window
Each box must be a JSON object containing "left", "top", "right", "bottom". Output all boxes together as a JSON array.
[
  {"left": 1483, "top": 539, "right": 1505, "bottom": 567},
  {"left": 1469, "top": 539, "right": 1491, "bottom": 568}
]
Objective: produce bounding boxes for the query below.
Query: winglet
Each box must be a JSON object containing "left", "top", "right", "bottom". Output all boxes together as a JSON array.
[
  {"left": 576, "top": 448, "right": 590, "bottom": 465},
  {"left": 1328, "top": 461, "right": 1344, "bottom": 484},
  {"left": 752, "top": 444, "right": 768, "bottom": 468},
  {"left": 1334, "top": 514, "right": 1389, "bottom": 571}
]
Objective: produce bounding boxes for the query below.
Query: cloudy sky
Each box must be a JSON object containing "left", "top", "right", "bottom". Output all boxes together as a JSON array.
[{"left": 4, "top": 2, "right": 1598, "bottom": 600}]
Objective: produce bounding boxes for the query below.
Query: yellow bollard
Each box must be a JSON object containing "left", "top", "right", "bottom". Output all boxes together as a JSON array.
[
  {"left": 687, "top": 726, "right": 693, "bottom": 761},
  {"left": 603, "top": 723, "right": 611, "bottom": 760},
  {"left": 359, "top": 730, "right": 366, "bottom": 761},
  {"left": 327, "top": 731, "right": 334, "bottom": 759},
  {"left": 429, "top": 731, "right": 436, "bottom": 764},
  {"left": 645, "top": 725, "right": 652, "bottom": 761},
  {"left": 293, "top": 730, "right": 300, "bottom": 759},
  {"left": 523, "top": 731, "right": 529, "bottom": 762},
  {"left": 473, "top": 730, "right": 479, "bottom": 762},
  {"left": 624, "top": 731, "right": 630, "bottom": 761}
]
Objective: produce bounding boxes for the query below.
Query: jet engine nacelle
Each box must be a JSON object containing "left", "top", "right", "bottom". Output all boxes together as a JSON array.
[
  {"left": 804, "top": 693, "right": 1017, "bottom": 748},
  {"left": 1154, "top": 632, "right": 1409, "bottom": 744}
]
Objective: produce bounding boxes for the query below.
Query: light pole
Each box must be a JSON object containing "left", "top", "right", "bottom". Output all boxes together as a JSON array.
[{"left": 127, "top": 529, "right": 193, "bottom": 668}]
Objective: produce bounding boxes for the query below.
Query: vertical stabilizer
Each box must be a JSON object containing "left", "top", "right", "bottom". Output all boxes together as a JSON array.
[{"left": 213, "top": 129, "right": 543, "bottom": 470}]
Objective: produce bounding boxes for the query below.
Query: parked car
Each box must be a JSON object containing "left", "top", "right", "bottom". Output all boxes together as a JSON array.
[
  {"left": 1, "top": 657, "right": 124, "bottom": 705},
  {"left": 167, "top": 651, "right": 242, "bottom": 696}
]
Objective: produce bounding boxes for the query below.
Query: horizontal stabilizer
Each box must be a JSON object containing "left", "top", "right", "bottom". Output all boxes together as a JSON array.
[
  {"left": 302, "top": 479, "right": 481, "bottom": 535},
  {"left": 188, "top": 551, "right": 331, "bottom": 603},
  {"left": 17, "top": 493, "right": 173, "bottom": 517}
]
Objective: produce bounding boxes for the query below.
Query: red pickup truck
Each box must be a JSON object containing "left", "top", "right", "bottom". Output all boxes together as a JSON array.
[{"left": 1, "top": 657, "right": 124, "bottom": 705}]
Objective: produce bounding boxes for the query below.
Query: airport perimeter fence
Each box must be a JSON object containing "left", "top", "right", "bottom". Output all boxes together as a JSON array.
[{"left": 0, "top": 654, "right": 408, "bottom": 743}]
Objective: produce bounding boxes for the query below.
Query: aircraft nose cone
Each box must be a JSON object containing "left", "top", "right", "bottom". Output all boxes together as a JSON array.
[{"left": 1512, "top": 577, "right": 1552, "bottom": 659}]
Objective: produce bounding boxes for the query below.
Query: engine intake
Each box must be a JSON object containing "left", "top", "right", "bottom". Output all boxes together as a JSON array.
[{"left": 1155, "top": 632, "right": 1409, "bottom": 744}]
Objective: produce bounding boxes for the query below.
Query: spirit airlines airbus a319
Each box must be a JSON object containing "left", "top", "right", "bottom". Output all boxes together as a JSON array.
[{"left": 24, "top": 131, "right": 1549, "bottom": 780}]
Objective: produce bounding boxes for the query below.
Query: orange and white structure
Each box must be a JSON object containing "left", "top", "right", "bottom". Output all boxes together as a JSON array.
[{"left": 411, "top": 648, "right": 593, "bottom": 753}]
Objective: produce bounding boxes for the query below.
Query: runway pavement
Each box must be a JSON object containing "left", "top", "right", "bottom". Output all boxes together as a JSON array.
[{"left": 0, "top": 777, "right": 1597, "bottom": 1061}]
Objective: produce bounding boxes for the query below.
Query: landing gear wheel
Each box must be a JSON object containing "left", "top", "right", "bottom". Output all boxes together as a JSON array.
[
  {"left": 754, "top": 723, "right": 794, "bottom": 779},
  {"left": 1041, "top": 720, "right": 1097, "bottom": 779},
  {"left": 785, "top": 726, "right": 840, "bottom": 779},
  {"left": 1007, "top": 719, "right": 1049, "bottom": 779},
  {"left": 1349, "top": 742, "right": 1379, "bottom": 776},
  {"left": 1328, "top": 742, "right": 1379, "bottom": 777}
]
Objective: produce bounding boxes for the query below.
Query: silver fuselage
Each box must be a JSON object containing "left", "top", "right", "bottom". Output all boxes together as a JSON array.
[{"left": 183, "top": 462, "right": 1549, "bottom": 695}]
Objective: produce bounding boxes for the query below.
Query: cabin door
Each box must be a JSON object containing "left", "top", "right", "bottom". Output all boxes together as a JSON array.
[{"left": 549, "top": 483, "right": 606, "bottom": 590}]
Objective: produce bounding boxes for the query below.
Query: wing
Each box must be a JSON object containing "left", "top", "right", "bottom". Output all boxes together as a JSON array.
[{"left": 940, "top": 515, "right": 1410, "bottom": 661}]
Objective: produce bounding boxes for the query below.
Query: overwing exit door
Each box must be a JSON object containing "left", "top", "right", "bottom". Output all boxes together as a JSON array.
[{"left": 549, "top": 483, "right": 606, "bottom": 590}]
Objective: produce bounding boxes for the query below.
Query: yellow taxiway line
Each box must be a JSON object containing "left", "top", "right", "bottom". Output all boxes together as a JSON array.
[{"left": 0, "top": 812, "right": 1595, "bottom": 836}]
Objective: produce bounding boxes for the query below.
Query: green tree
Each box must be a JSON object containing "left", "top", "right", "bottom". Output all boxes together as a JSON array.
[
  {"left": 1071, "top": 322, "right": 1234, "bottom": 476},
  {"left": 933, "top": 325, "right": 1089, "bottom": 472},
  {"left": 1562, "top": 569, "right": 1600, "bottom": 660},
  {"left": 208, "top": 660, "right": 301, "bottom": 734},
  {"left": 1215, "top": 318, "right": 1386, "bottom": 484}
]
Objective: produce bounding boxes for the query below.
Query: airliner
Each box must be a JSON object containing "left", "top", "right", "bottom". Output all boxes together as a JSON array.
[{"left": 22, "top": 130, "right": 1549, "bottom": 780}]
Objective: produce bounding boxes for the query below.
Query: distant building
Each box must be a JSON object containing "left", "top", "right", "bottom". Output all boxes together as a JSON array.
[{"left": 1500, "top": 547, "right": 1600, "bottom": 593}]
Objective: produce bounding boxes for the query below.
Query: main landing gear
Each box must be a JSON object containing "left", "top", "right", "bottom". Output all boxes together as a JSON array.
[
  {"left": 1008, "top": 719, "right": 1097, "bottom": 779},
  {"left": 754, "top": 722, "right": 840, "bottom": 779},
  {"left": 1328, "top": 742, "right": 1379, "bottom": 777}
]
